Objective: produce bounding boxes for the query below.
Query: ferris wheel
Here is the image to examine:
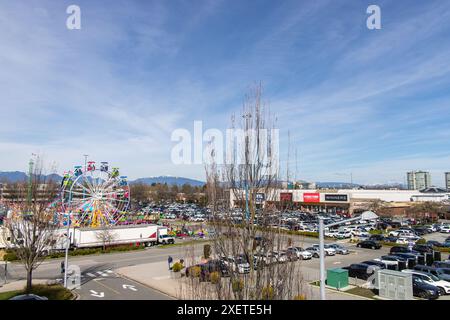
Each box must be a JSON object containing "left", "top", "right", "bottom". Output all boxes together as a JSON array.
[{"left": 60, "top": 161, "right": 130, "bottom": 228}]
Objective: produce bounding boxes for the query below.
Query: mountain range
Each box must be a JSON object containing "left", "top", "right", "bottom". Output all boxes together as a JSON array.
[
  {"left": 0, "top": 171, "right": 205, "bottom": 187},
  {"left": 0, "top": 171, "right": 405, "bottom": 189}
]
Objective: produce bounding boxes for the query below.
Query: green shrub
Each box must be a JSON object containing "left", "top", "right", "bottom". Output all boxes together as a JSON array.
[
  {"left": 189, "top": 266, "right": 201, "bottom": 277},
  {"left": 172, "top": 262, "right": 183, "bottom": 272},
  {"left": 416, "top": 238, "right": 426, "bottom": 245},
  {"left": 203, "top": 244, "right": 211, "bottom": 259},
  {"left": 3, "top": 250, "right": 18, "bottom": 261},
  {"left": 369, "top": 230, "right": 382, "bottom": 235},
  {"left": 232, "top": 279, "right": 244, "bottom": 292},
  {"left": 27, "top": 284, "right": 73, "bottom": 300},
  {"left": 210, "top": 271, "right": 220, "bottom": 284},
  {"left": 261, "top": 286, "right": 274, "bottom": 300}
]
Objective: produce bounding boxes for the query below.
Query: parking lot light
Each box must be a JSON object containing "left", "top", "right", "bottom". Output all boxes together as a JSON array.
[{"left": 319, "top": 211, "right": 378, "bottom": 300}]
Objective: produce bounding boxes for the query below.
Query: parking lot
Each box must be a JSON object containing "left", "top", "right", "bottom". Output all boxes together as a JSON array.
[{"left": 291, "top": 232, "right": 450, "bottom": 300}]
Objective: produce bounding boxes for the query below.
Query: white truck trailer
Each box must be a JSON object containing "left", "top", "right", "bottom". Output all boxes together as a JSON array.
[{"left": 71, "top": 224, "right": 159, "bottom": 249}]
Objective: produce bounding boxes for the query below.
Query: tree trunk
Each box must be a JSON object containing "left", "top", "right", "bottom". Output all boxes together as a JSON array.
[{"left": 26, "top": 269, "right": 33, "bottom": 293}]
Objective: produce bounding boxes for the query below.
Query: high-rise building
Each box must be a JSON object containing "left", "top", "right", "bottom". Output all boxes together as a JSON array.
[
  {"left": 445, "top": 172, "right": 450, "bottom": 191},
  {"left": 407, "top": 171, "right": 431, "bottom": 190}
]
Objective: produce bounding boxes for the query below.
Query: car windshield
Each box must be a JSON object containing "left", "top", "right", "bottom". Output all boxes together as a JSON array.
[{"left": 427, "top": 274, "right": 440, "bottom": 281}]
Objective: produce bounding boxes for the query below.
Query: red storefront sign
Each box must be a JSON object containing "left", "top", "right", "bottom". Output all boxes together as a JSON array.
[
  {"left": 280, "top": 192, "right": 293, "bottom": 202},
  {"left": 303, "top": 193, "right": 320, "bottom": 203}
]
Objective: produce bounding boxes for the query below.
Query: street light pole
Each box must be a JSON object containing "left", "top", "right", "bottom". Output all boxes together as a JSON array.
[
  {"left": 63, "top": 212, "right": 71, "bottom": 288},
  {"left": 319, "top": 217, "right": 326, "bottom": 300},
  {"left": 318, "top": 211, "right": 379, "bottom": 300}
]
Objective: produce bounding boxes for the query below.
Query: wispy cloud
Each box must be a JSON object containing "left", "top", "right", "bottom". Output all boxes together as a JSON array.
[{"left": 0, "top": 0, "right": 449, "bottom": 184}]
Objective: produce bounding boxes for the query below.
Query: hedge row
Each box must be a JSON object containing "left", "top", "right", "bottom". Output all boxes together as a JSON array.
[{"left": 3, "top": 244, "right": 146, "bottom": 262}]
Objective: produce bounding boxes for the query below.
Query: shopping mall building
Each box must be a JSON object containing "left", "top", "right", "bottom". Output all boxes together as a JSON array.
[{"left": 229, "top": 187, "right": 450, "bottom": 216}]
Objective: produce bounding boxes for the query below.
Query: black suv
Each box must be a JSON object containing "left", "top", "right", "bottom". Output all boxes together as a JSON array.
[
  {"left": 390, "top": 246, "right": 414, "bottom": 255},
  {"left": 357, "top": 240, "right": 382, "bottom": 249},
  {"left": 412, "top": 244, "right": 434, "bottom": 254},
  {"left": 369, "top": 234, "right": 385, "bottom": 242},
  {"left": 343, "top": 263, "right": 371, "bottom": 280}
]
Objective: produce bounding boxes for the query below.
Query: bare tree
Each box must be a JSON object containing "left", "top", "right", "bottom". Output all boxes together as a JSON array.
[
  {"left": 95, "top": 226, "right": 118, "bottom": 250},
  {"left": 181, "top": 84, "right": 307, "bottom": 300},
  {"left": 2, "top": 156, "right": 59, "bottom": 292}
]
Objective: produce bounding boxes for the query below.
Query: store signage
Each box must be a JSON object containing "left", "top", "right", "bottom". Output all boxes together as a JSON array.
[
  {"left": 303, "top": 193, "right": 320, "bottom": 203},
  {"left": 280, "top": 192, "right": 293, "bottom": 202},
  {"left": 324, "top": 194, "right": 348, "bottom": 202},
  {"left": 255, "top": 193, "right": 265, "bottom": 203}
]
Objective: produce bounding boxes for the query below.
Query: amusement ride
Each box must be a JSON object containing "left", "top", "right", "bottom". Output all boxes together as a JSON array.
[{"left": 60, "top": 161, "right": 130, "bottom": 228}]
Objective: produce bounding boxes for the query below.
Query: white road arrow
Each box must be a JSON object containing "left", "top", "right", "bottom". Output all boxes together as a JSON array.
[
  {"left": 122, "top": 284, "right": 138, "bottom": 292},
  {"left": 90, "top": 290, "right": 105, "bottom": 298}
]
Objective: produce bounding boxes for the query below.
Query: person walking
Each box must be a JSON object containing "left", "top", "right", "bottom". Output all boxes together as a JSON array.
[{"left": 168, "top": 256, "right": 173, "bottom": 270}]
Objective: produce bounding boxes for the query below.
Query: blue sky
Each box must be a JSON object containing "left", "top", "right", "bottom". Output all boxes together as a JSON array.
[{"left": 1, "top": 0, "right": 450, "bottom": 186}]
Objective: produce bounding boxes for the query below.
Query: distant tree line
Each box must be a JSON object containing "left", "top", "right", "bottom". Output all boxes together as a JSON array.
[{"left": 129, "top": 182, "right": 209, "bottom": 207}]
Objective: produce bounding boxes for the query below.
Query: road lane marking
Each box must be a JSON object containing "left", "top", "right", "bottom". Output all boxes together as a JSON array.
[
  {"left": 122, "top": 284, "right": 138, "bottom": 291},
  {"left": 93, "top": 278, "right": 120, "bottom": 294},
  {"left": 90, "top": 290, "right": 104, "bottom": 298}
]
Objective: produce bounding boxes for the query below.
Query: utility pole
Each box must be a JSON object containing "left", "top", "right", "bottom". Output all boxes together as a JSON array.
[{"left": 27, "top": 154, "right": 36, "bottom": 206}]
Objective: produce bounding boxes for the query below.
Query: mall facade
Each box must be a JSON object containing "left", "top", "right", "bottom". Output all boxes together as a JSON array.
[{"left": 229, "top": 187, "right": 450, "bottom": 216}]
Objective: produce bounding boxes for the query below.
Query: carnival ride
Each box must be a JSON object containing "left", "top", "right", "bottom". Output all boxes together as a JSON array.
[{"left": 60, "top": 161, "right": 130, "bottom": 228}]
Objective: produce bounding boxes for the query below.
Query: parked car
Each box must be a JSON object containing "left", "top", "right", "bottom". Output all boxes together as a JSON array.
[
  {"left": 361, "top": 260, "right": 387, "bottom": 270},
  {"left": 220, "top": 255, "right": 250, "bottom": 274},
  {"left": 327, "top": 243, "right": 349, "bottom": 255},
  {"left": 281, "top": 249, "right": 299, "bottom": 262},
  {"left": 312, "top": 244, "right": 336, "bottom": 256},
  {"left": 390, "top": 246, "right": 415, "bottom": 255},
  {"left": 412, "top": 244, "right": 434, "bottom": 254},
  {"left": 402, "top": 270, "right": 450, "bottom": 295},
  {"left": 352, "top": 230, "right": 369, "bottom": 237},
  {"left": 413, "top": 265, "right": 450, "bottom": 282},
  {"left": 185, "top": 260, "right": 230, "bottom": 281},
  {"left": 325, "top": 230, "right": 340, "bottom": 238},
  {"left": 427, "top": 240, "right": 444, "bottom": 247},
  {"left": 392, "top": 253, "right": 419, "bottom": 264},
  {"left": 343, "top": 263, "right": 371, "bottom": 280},
  {"left": 440, "top": 226, "right": 450, "bottom": 233},
  {"left": 368, "top": 234, "right": 385, "bottom": 242},
  {"left": 356, "top": 240, "right": 382, "bottom": 249},
  {"left": 335, "top": 231, "right": 352, "bottom": 239},
  {"left": 270, "top": 251, "right": 289, "bottom": 263},
  {"left": 412, "top": 276, "right": 440, "bottom": 300},
  {"left": 374, "top": 256, "right": 401, "bottom": 269},
  {"left": 433, "top": 261, "right": 450, "bottom": 269},
  {"left": 287, "top": 247, "right": 313, "bottom": 260},
  {"left": 9, "top": 294, "right": 48, "bottom": 300}
]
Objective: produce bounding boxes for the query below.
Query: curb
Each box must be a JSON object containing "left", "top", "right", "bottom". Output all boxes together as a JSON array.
[
  {"left": 71, "top": 291, "right": 81, "bottom": 300},
  {"left": 308, "top": 283, "right": 374, "bottom": 300}
]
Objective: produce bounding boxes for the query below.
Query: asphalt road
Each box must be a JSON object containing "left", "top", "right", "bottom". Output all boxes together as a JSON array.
[
  {"left": 4, "top": 243, "right": 204, "bottom": 300},
  {"left": 4, "top": 232, "right": 449, "bottom": 300},
  {"left": 71, "top": 269, "right": 173, "bottom": 300}
]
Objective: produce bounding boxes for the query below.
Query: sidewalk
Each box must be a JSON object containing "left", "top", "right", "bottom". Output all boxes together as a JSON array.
[
  {"left": 0, "top": 279, "right": 51, "bottom": 293},
  {"left": 116, "top": 260, "right": 181, "bottom": 298},
  {"left": 116, "top": 260, "right": 373, "bottom": 300}
]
